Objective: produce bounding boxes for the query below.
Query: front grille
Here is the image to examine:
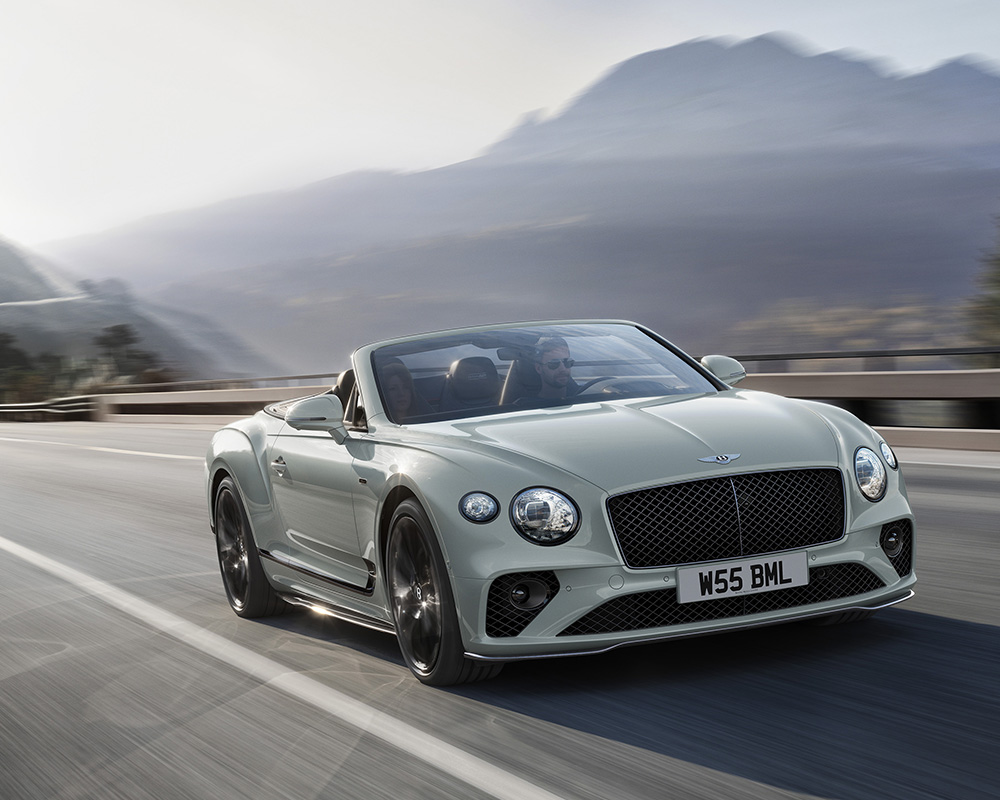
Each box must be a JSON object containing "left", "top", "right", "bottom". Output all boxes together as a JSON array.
[
  {"left": 485, "top": 571, "right": 560, "bottom": 638},
  {"left": 558, "top": 562, "right": 885, "bottom": 636},
  {"left": 880, "top": 519, "right": 913, "bottom": 578},
  {"left": 607, "top": 468, "right": 845, "bottom": 568}
]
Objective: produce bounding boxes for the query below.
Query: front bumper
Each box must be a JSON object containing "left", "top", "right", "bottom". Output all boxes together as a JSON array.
[{"left": 455, "top": 518, "right": 916, "bottom": 661}]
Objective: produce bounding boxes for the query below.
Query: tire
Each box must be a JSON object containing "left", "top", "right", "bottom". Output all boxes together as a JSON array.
[
  {"left": 387, "top": 499, "right": 502, "bottom": 685},
  {"left": 809, "top": 609, "right": 877, "bottom": 626},
  {"left": 214, "top": 476, "right": 289, "bottom": 618}
]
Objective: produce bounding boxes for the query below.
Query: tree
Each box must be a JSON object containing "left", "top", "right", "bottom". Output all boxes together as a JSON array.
[
  {"left": 0, "top": 332, "right": 32, "bottom": 370},
  {"left": 94, "top": 324, "right": 140, "bottom": 372},
  {"left": 966, "top": 217, "right": 1000, "bottom": 365}
]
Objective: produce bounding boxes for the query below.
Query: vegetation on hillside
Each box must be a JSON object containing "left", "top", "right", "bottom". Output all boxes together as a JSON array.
[
  {"left": 966, "top": 217, "right": 1000, "bottom": 365},
  {"left": 0, "top": 324, "right": 174, "bottom": 403},
  {"left": 721, "top": 296, "right": 970, "bottom": 370}
]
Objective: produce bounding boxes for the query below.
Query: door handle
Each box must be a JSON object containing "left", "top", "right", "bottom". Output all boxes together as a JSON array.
[{"left": 270, "top": 456, "right": 287, "bottom": 477}]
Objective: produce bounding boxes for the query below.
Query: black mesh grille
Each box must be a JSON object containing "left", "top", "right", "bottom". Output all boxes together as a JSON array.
[
  {"left": 558, "top": 563, "right": 885, "bottom": 636},
  {"left": 485, "top": 572, "right": 560, "bottom": 638},
  {"left": 606, "top": 468, "right": 845, "bottom": 568},
  {"left": 880, "top": 519, "right": 914, "bottom": 578}
]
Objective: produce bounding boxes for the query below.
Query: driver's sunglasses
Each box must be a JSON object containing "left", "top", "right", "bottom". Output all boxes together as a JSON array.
[{"left": 542, "top": 358, "right": 574, "bottom": 370}]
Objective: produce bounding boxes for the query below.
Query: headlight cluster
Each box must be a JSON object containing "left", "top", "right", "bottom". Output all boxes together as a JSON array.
[
  {"left": 459, "top": 492, "right": 500, "bottom": 524},
  {"left": 880, "top": 440, "right": 898, "bottom": 470},
  {"left": 510, "top": 488, "right": 580, "bottom": 544},
  {"left": 462, "top": 487, "right": 580, "bottom": 545},
  {"left": 854, "top": 445, "right": 894, "bottom": 501}
]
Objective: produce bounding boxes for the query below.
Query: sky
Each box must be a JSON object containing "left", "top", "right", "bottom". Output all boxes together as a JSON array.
[{"left": 2, "top": 0, "right": 1000, "bottom": 246}]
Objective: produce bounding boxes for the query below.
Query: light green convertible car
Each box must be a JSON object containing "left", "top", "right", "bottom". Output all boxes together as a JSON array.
[{"left": 206, "top": 320, "right": 915, "bottom": 685}]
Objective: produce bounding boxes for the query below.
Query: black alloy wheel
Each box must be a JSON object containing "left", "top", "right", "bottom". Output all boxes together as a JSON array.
[
  {"left": 214, "top": 476, "right": 287, "bottom": 618},
  {"left": 387, "top": 499, "right": 501, "bottom": 685}
]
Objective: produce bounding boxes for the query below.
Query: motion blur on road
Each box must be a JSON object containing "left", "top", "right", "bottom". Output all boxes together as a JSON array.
[{"left": 0, "top": 422, "right": 996, "bottom": 800}]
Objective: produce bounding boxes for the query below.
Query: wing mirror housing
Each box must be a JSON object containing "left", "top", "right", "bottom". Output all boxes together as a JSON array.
[
  {"left": 286, "top": 395, "right": 348, "bottom": 443},
  {"left": 700, "top": 355, "right": 747, "bottom": 387}
]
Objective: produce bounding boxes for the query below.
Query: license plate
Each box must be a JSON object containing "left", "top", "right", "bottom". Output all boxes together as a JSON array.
[{"left": 676, "top": 551, "right": 809, "bottom": 604}]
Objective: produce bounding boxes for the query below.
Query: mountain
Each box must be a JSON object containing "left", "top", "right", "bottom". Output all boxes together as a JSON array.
[
  {"left": 0, "top": 237, "right": 278, "bottom": 380},
  {"left": 36, "top": 34, "right": 1000, "bottom": 372},
  {"left": 487, "top": 35, "right": 1000, "bottom": 162},
  {"left": 0, "top": 238, "right": 79, "bottom": 302}
]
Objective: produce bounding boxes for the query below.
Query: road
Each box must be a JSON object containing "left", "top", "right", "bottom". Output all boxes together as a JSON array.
[{"left": 0, "top": 422, "right": 996, "bottom": 800}]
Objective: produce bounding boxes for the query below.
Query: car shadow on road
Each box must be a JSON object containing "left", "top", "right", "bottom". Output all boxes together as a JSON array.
[{"left": 455, "top": 609, "right": 999, "bottom": 800}]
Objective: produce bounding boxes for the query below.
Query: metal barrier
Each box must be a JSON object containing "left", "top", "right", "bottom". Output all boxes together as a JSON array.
[
  {"left": 3, "top": 352, "right": 1000, "bottom": 449},
  {"left": 91, "top": 384, "right": 332, "bottom": 424},
  {"left": 0, "top": 396, "right": 97, "bottom": 422}
]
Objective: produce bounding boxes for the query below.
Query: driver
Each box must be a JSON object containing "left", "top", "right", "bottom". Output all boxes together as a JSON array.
[{"left": 534, "top": 337, "right": 579, "bottom": 399}]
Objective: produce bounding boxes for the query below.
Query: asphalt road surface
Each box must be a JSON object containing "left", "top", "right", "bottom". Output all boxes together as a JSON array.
[{"left": 0, "top": 422, "right": 996, "bottom": 800}]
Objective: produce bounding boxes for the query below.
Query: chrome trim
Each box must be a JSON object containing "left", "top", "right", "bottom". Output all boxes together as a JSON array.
[
  {"left": 606, "top": 466, "right": 849, "bottom": 569},
  {"left": 697, "top": 453, "right": 741, "bottom": 464},
  {"left": 463, "top": 590, "right": 915, "bottom": 662},
  {"left": 260, "top": 549, "right": 375, "bottom": 595},
  {"left": 278, "top": 593, "right": 395, "bottom": 634}
]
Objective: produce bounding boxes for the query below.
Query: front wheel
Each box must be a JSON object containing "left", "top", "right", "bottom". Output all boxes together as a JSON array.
[
  {"left": 214, "top": 476, "right": 288, "bottom": 618},
  {"left": 387, "top": 499, "right": 502, "bottom": 685}
]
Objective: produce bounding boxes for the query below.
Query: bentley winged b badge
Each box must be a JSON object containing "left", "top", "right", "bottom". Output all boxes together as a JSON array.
[{"left": 698, "top": 453, "right": 742, "bottom": 465}]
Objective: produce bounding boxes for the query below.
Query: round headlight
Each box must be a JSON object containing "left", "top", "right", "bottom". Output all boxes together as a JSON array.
[
  {"left": 459, "top": 492, "right": 499, "bottom": 523},
  {"left": 855, "top": 447, "right": 887, "bottom": 501},
  {"left": 510, "top": 488, "right": 579, "bottom": 545},
  {"left": 879, "top": 441, "right": 898, "bottom": 470}
]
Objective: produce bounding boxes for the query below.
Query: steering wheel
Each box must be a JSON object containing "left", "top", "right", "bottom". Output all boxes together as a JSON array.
[{"left": 575, "top": 376, "right": 616, "bottom": 394}]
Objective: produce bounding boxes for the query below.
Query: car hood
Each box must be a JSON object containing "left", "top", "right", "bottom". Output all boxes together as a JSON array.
[{"left": 437, "top": 390, "right": 841, "bottom": 494}]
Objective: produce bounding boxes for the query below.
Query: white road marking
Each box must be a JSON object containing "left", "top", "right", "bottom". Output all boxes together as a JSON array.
[
  {"left": 0, "top": 436, "right": 202, "bottom": 461},
  {"left": 902, "top": 459, "right": 1000, "bottom": 470},
  {"left": 0, "top": 535, "right": 566, "bottom": 800}
]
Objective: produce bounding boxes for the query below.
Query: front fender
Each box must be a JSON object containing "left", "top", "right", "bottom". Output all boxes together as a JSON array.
[
  {"left": 357, "top": 435, "right": 621, "bottom": 585},
  {"left": 206, "top": 423, "right": 275, "bottom": 533}
]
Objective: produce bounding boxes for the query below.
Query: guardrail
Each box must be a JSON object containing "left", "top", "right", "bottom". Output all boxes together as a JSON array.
[
  {"left": 740, "top": 370, "right": 1000, "bottom": 451},
  {"left": 0, "top": 395, "right": 98, "bottom": 422},
  {"left": 732, "top": 345, "right": 1000, "bottom": 369},
  {"left": 3, "top": 348, "right": 999, "bottom": 449},
  {"left": 92, "top": 384, "right": 334, "bottom": 422}
]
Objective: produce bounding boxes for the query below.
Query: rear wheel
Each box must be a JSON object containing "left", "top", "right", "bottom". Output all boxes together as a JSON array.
[
  {"left": 214, "top": 476, "right": 288, "bottom": 618},
  {"left": 387, "top": 499, "right": 502, "bottom": 685}
]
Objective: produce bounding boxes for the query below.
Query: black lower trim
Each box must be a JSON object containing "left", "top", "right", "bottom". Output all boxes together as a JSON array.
[
  {"left": 559, "top": 562, "right": 886, "bottom": 636},
  {"left": 260, "top": 549, "right": 375, "bottom": 596},
  {"left": 277, "top": 593, "right": 395, "bottom": 634}
]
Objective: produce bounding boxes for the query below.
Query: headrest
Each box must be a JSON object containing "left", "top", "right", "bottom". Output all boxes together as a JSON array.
[
  {"left": 333, "top": 368, "right": 355, "bottom": 401},
  {"left": 447, "top": 357, "right": 499, "bottom": 402}
]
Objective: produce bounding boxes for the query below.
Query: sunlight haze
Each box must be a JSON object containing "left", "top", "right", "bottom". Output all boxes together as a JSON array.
[{"left": 2, "top": 0, "right": 999, "bottom": 244}]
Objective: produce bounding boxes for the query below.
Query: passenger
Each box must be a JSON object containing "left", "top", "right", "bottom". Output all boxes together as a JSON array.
[
  {"left": 381, "top": 362, "right": 433, "bottom": 422},
  {"left": 534, "top": 337, "right": 578, "bottom": 400}
]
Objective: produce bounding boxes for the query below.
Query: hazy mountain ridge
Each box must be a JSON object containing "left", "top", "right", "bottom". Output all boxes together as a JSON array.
[
  {"left": 488, "top": 34, "right": 1000, "bottom": 162},
  {"left": 32, "top": 34, "right": 1000, "bottom": 372},
  {"left": 0, "top": 237, "right": 79, "bottom": 302},
  {"left": 151, "top": 151, "right": 997, "bottom": 368},
  {"left": 0, "top": 238, "right": 278, "bottom": 380}
]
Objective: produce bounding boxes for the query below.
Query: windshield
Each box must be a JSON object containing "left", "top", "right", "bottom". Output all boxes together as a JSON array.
[{"left": 371, "top": 322, "right": 719, "bottom": 424}]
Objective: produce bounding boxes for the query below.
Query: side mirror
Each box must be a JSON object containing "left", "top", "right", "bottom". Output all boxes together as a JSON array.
[
  {"left": 286, "top": 395, "right": 348, "bottom": 442},
  {"left": 700, "top": 355, "right": 747, "bottom": 387}
]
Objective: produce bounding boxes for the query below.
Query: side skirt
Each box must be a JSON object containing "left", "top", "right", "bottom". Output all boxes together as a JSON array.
[
  {"left": 278, "top": 592, "right": 396, "bottom": 635},
  {"left": 260, "top": 548, "right": 376, "bottom": 595}
]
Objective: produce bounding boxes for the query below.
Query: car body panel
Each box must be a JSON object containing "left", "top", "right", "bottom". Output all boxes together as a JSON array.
[
  {"left": 266, "top": 427, "right": 372, "bottom": 590},
  {"left": 206, "top": 319, "right": 915, "bottom": 668}
]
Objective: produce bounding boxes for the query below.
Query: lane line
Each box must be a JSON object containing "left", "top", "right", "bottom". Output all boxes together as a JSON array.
[
  {"left": 0, "top": 535, "right": 565, "bottom": 800},
  {"left": 0, "top": 436, "right": 202, "bottom": 461},
  {"left": 901, "top": 459, "right": 1000, "bottom": 470}
]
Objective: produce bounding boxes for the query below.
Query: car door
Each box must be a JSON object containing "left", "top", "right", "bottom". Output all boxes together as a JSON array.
[{"left": 266, "top": 420, "right": 372, "bottom": 592}]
